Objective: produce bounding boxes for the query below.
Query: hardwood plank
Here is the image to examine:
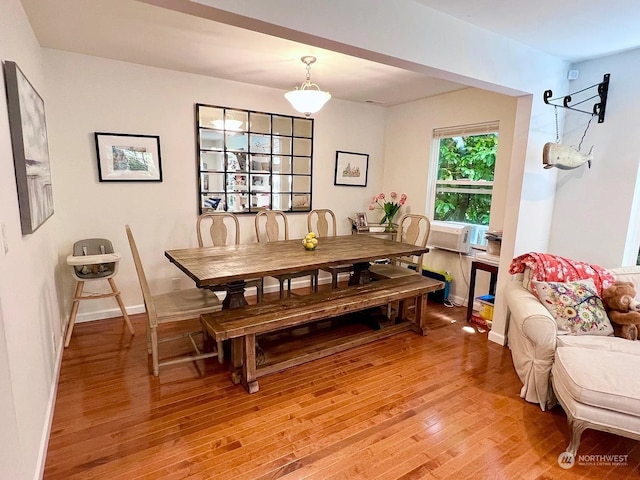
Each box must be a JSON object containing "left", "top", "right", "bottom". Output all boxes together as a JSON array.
[{"left": 44, "top": 284, "right": 640, "bottom": 479}]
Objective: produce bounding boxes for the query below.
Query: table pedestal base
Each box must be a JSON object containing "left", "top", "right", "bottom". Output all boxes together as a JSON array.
[{"left": 222, "top": 281, "right": 248, "bottom": 309}]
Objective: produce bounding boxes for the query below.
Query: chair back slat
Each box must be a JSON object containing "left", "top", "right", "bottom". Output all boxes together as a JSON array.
[
  {"left": 394, "top": 214, "right": 431, "bottom": 269},
  {"left": 255, "top": 210, "right": 288, "bottom": 242},
  {"left": 307, "top": 209, "right": 336, "bottom": 237},
  {"left": 197, "top": 212, "right": 240, "bottom": 247}
]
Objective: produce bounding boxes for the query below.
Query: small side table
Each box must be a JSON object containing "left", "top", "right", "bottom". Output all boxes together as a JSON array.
[{"left": 466, "top": 259, "right": 499, "bottom": 322}]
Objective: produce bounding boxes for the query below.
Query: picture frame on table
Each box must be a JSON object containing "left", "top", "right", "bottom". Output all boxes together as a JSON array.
[
  {"left": 354, "top": 212, "right": 368, "bottom": 228},
  {"left": 3, "top": 61, "right": 54, "bottom": 234},
  {"left": 334, "top": 151, "right": 369, "bottom": 187},
  {"left": 95, "top": 132, "right": 162, "bottom": 182}
]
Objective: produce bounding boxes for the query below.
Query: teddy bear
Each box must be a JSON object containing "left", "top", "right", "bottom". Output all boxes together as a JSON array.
[{"left": 601, "top": 281, "right": 640, "bottom": 341}]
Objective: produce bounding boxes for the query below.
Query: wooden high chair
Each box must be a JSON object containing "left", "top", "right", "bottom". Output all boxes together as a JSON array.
[{"left": 65, "top": 238, "right": 134, "bottom": 347}]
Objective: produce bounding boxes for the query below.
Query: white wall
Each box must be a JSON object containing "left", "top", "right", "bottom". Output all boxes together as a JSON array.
[
  {"left": 185, "top": 0, "right": 571, "bottom": 346},
  {"left": 383, "top": 88, "right": 517, "bottom": 304},
  {"left": 0, "top": 1, "right": 63, "bottom": 479},
  {"left": 0, "top": 2, "right": 589, "bottom": 477},
  {"left": 549, "top": 48, "right": 640, "bottom": 268},
  {"left": 43, "top": 50, "right": 387, "bottom": 321}
]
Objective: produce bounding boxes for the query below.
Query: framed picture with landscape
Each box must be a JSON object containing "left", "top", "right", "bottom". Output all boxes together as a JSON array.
[
  {"left": 95, "top": 132, "right": 162, "bottom": 182},
  {"left": 334, "top": 151, "right": 368, "bottom": 187}
]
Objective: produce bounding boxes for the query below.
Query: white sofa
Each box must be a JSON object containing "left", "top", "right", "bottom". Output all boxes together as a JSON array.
[{"left": 506, "top": 265, "right": 640, "bottom": 454}]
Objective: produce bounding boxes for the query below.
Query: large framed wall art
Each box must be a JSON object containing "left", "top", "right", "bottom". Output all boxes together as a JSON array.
[{"left": 3, "top": 61, "right": 54, "bottom": 234}]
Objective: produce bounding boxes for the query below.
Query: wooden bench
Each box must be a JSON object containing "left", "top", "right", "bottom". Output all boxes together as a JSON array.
[{"left": 200, "top": 275, "right": 444, "bottom": 393}]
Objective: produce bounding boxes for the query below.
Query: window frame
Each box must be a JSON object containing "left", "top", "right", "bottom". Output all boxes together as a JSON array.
[{"left": 427, "top": 122, "right": 499, "bottom": 248}]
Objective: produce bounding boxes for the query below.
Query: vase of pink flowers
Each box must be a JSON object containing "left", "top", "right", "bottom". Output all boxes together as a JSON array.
[{"left": 369, "top": 192, "right": 407, "bottom": 232}]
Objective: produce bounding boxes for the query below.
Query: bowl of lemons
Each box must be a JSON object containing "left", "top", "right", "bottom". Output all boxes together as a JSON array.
[{"left": 302, "top": 232, "right": 319, "bottom": 250}]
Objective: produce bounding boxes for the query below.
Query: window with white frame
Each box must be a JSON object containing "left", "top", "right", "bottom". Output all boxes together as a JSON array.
[{"left": 428, "top": 122, "right": 499, "bottom": 247}]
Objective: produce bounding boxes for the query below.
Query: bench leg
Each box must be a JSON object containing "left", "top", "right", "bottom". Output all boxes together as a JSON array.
[
  {"left": 396, "top": 299, "right": 407, "bottom": 322},
  {"left": 411, "top": 294, "right": 429, "bottom": 336},
  {"left": 230, "top": 338, "right": 243, "bottom": 385},
  {"left": 241, "top": 334, "right": 260, "bottom": 394}
]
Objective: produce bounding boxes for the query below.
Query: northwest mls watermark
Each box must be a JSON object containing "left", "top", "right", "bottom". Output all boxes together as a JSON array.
[{"left": 558, "top": 451, "right": 629, "bottom": 469}]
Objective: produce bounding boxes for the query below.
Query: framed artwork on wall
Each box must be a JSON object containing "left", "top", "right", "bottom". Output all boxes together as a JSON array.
[
  {"left": 3, "top": 61, "right": 54, "bottom": 234},
  {"left": 334, "top": 151, "right": 369, "bottom": 187},
  {"left": 95, "top": 132, "right": 162, "bottom": 182}
]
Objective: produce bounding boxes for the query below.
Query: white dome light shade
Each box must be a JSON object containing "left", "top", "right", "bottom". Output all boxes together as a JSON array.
[
  {"left": 284, "top": 56, "right": 331, "bottom": 117},
  {"left": 285, "top": 89, "right": 331, "bottom": 116}
]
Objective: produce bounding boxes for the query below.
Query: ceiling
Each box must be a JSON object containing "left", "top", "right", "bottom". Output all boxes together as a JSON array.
[{"left": 20, "top": 0, "right": 640, "bottom": 107}]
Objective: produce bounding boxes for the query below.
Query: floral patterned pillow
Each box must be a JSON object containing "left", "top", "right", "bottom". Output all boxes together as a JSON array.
[{"left": 533, "top": 278, "right": 613, "bottom": 335}]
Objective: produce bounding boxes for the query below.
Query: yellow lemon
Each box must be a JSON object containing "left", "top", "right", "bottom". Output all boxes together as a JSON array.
[
  {"left": 308, "top": 232, "right": 317, "bottom": 238},
  {"left": 310, "top": 238, "right": 318, "bottom": 245}
]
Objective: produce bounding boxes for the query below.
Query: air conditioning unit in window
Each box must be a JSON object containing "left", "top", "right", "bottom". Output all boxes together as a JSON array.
[{"left": 429, "top": 221, "right": 471, "bottom": 254}]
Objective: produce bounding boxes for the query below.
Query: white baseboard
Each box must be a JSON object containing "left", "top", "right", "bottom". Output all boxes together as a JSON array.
[
  {"left": 35, "top": 333, "right": 64, "bottom": 480},
  {"left": 74, "top": 304, "right": 146, "bottom": 324},
  {"left": 488, "top": 330, "right": 506, "bottom": 345}
]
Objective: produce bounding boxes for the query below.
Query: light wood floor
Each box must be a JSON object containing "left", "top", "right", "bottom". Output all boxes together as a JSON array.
[{"left": 45, "top": 287, "right": 640, "bottom": 479}]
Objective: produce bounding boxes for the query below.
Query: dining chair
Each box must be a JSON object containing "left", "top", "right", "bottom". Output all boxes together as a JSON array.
[
  {"left": 307, "top": 209, "right": 354, "bottom": 288},
  {"left": 196, "top": 212, "right": 263, "bottom": 302},
  {"left": 65, "top": 238, "right": 135, "bottom": 347},
  {"left": 370, "top": 214, "right": 431, "bottom": 319},
  {"left": 125, "top": 225, "right": 223, "bottom": 376},
  {"left": 370, "top": 213, "right": 431, "bottom": 279},
  {"left": 255, "top": 210, "right": 318, "bottom": 297}
]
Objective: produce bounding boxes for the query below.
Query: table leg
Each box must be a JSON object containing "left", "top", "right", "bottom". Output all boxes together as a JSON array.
[
  {"left": 489, "top": 273, "right": 497, "bottom": 296},
  {"left": 241, "top": 334, "right": 260, "bottom": 394},
  {"left": 349, "top": 262, "right": 372, "bottom": 285},
  {"left": 222, "top": 280, "right": 248, "bottom": 310},
  {"left": 466, "top": 262, "right": 478, "bottom": 322},
  {"left": 466, "top": 260, "right": 499, "bottom": 323}
]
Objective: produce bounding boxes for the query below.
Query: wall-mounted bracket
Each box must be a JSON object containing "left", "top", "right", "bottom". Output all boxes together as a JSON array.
[{"left": 543, "top": 73, "right": 610, "bottom": 123}]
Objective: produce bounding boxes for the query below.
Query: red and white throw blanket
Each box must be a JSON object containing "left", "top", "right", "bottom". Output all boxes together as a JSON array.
[{"left": 509, "top": 252, "right": 615, "bottom": 296}]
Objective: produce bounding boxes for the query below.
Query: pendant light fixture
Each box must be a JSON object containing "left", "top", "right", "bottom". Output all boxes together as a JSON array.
[{"left": 284, "top": 56, "right": 331, "bottom": 116}]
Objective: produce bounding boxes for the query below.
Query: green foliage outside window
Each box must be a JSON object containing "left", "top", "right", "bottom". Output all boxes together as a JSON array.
[{"left": 434, "top": 133, "right": 498, "bottom": 225}]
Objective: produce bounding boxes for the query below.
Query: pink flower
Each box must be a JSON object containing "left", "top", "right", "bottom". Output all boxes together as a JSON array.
[
  {"left": 371, "top": 196, "right": 377, "bottom": 203},
  {"left": 400, "top": 193, "right": 407, "bottom": 201},
  {"left": 378, "top": 193, "right": 385, "bottom": 200},
  {"left": 368, "top": 204, "right": 375, "bottom": 210},
  {"left": 399, "top": 199, "right": 406, "bottom": 206},
  {"left": 390, "top": 192, "right": 397, "bottom": 199}
]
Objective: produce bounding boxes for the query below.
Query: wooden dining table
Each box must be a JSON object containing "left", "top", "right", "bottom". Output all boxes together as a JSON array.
[
  {"left": 165, "top": 234, "right": 430, "bottom": 309},
  {"left": 166, "top": 235, "right": 437, "bottom": 391}
]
